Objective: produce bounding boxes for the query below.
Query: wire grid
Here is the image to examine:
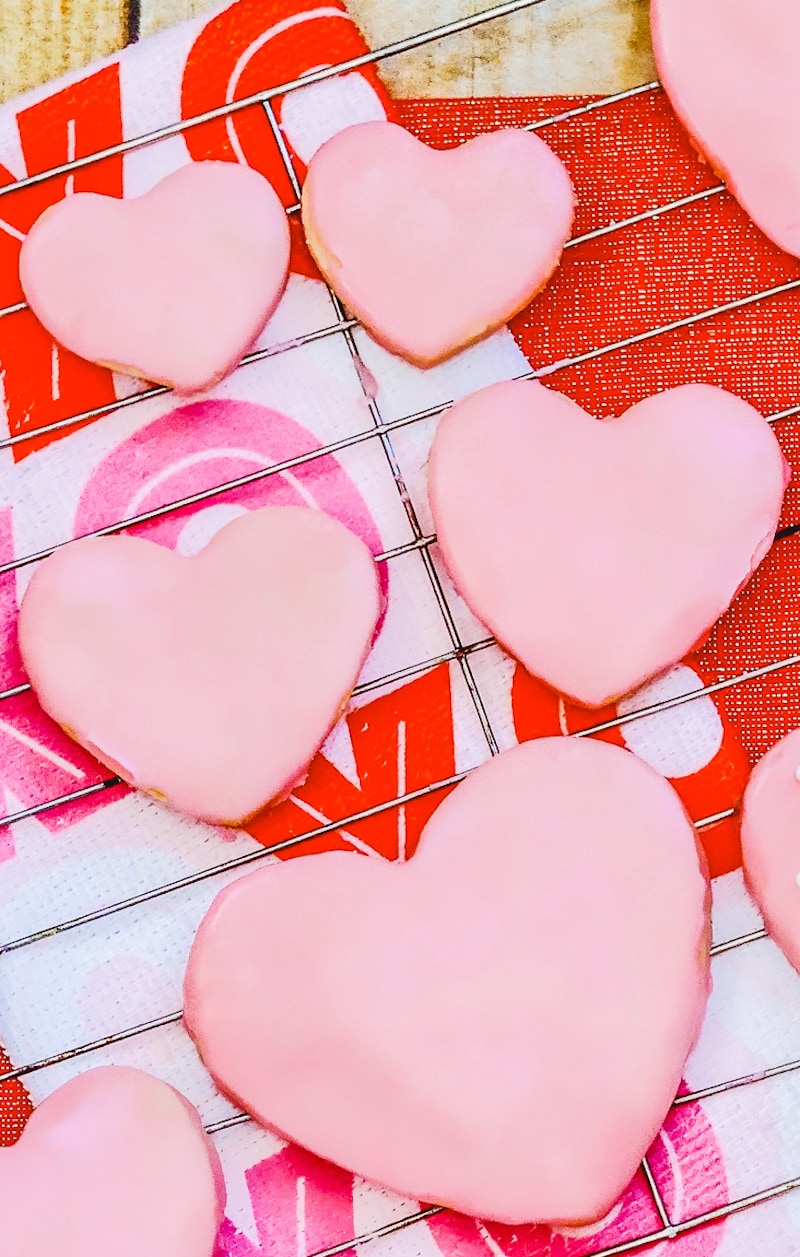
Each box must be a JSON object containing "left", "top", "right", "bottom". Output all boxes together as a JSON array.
[{"left": 1, "top": 0, "right": 800, "bottom": 1252}]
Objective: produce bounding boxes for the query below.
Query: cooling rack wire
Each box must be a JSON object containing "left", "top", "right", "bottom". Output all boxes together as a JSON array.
[{"left": 2, "top": 0, "right": 800, "bottom": 1252}]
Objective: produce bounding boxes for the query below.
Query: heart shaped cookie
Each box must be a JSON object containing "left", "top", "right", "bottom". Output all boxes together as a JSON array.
[
  {"left": 302, "top": 121, "right": 574, "bottom": 366},
  {"left": 184, "top": 737, "right": 710, "bottom": 1225},
  {"left": 18, "top": 506, "right": 381, "bottom": 825},
  {"left": 0, "top": 1066, "right": 224, "bottom": 1257},
  {"left": 741, "top": 728, "right": 800, "bottom": 973},
  {"left": 429, "top": 381, "right": 788, "bottom": 708},
  {"left": 651, "top": 0, "right": 800, "bottom": 257},
  {"left": 19, "top": 161, "right": 291, "bottom": 394}
]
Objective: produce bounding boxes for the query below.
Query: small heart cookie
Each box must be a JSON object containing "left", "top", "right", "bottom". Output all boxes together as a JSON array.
[
  {"left": 184, "top": 737, "right": 710, "bottom": 1225},
  {"left": 19, "top": 161, "right": 291, "bottom": 394},
  {"left": 652, "top": 0, "right": 800, "bottom": 257},
  {"left": 0, "top": 1067, "right": 224, "bottom": 1257},
  {"left": 302, "top": 121, "right": 574, "bottom": 366},
  {"left": 429, "top": 381, "right": 788, "bottom": 708},
  {"left": 742, "top": 728, "right": 800, "bottom": 973},
  {"left": 19, "top": 506, "right": 381, "bottom": 825}
]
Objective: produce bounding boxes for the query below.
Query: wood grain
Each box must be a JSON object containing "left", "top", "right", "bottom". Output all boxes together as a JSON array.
[
  {"left": 350, "top": 0, "right": 656, "bottom": 96},
  {"left": 0, "top": 0, "right": 656, "bottom": 105},
  {"left": 0, "top": 0, "right": 126, "bottom": 103},
  {"left": 138, "top": 0, "right": 217, "bottom": 40}
]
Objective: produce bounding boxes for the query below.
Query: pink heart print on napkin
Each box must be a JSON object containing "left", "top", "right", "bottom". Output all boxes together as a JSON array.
[
  {"left": 0, "top": 1067, "right": 224, "bottom": 1257},
  {"left": 213, "top": 1111, "right": 727, "bottom": 1257},
  {"left": 19, "top": 162, "right": 291, "bottom": 393}
]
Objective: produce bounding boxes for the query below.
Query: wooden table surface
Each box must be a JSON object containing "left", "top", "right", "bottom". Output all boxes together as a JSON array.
[{"left": 0, "top": 0, "right": 655, "bottom": 105}]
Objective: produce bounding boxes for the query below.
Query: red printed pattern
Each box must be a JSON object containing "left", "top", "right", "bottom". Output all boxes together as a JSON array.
[{"left": 0, "top": 66, "right": 123, "bottom": 459}]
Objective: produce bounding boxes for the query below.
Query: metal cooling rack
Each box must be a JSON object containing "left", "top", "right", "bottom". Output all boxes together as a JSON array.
[{"left": 2, "top": 1, "right": 800, "bottom": 1252}]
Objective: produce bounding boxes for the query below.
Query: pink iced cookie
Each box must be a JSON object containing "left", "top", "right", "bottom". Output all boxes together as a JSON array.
[
  {"left": 0, "top": 1066, "right": 224, "bottom": 1257},
  {"left": 741, "top": 729, "right": 800, "bottom": 973},
  {"left": 429, "top": 381, "right": 788, "bottom": 708},
  {"left": 184, "top": 737, "right": 710, "bottom": 1225},
  {"left": 652, "top": 0, "right": 800, "bottom": 257},
  {"left": 302, "top": 121, "right": 574, "bottom": 366},
  {"left": 19, "top": 161, "right": 290, "bottom": 393},
  {"left": 18, "top": 506, "right": 381, "bottom": 825}
]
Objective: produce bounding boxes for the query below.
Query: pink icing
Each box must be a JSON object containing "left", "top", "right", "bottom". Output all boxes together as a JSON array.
[
  {"left": 301, "top": 121, "right": 574, "bottom": 366},
  {"left": 184, "top": 737, "right": 710, "bottom": 1226},
  {"left": 0, "top": 506, "right": 121, "bottom": 846},
  {"left": 428, "top": 380, "right": 788, "bottom": 709},
  {"left": 0, "top": 1066, "right": 224, "bottom": 1257},
  {"left": 651, "top": 0, "right": 800, "bottom": 258},
  {"left": 0, "top": 401, "right": 389, "bottom": 843},
  {"left": 18, "top": 506, "right": 381, "bottom": 825},
  {"left": 19, "top": 161, "right": 290, "bottom": 394},
  {"left": 741, "top": 728, "right": 800, "bottom": 973}
]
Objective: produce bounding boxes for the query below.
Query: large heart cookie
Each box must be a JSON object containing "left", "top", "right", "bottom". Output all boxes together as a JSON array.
[
  {"left": 0, "top": 1067, "right": 224, "bottom": 1257},
  {"left": 429, "top": 381, "right": 788, "bottom": 708},
  {"left": 302, "top": 121, "right": 574, "bottom": 366},
  {"left": 184, "top": 737, "right": 710, "bottom": 1225},
  {"left": 19, "top": 506, "right": 381, "bottom": 825},
  {"left": 19, "top": 161, "right": 290, "bottom": 394},
  {"left": 651, "top": 0, "right": 800, "bottom": 257},
  {"left": 741, "top": 728, "right": 800, "bottom": 973}
]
